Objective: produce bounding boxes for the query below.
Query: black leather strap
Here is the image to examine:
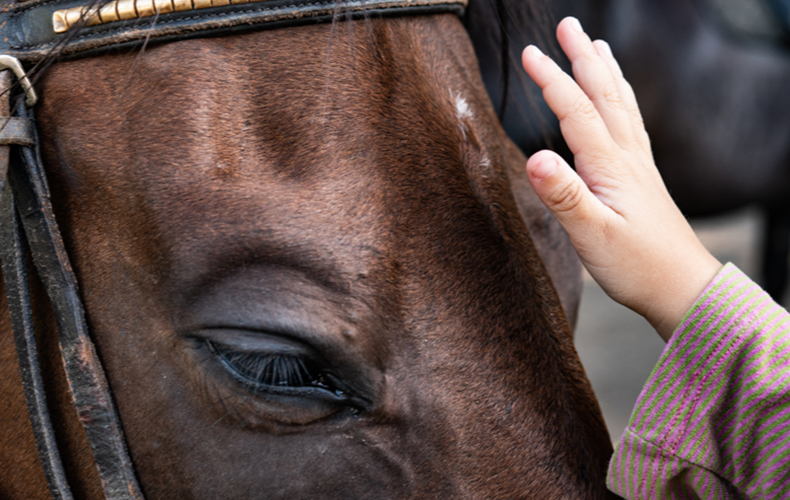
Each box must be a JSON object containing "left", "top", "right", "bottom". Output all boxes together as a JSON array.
[
  {"left": 0, "top": 68, "right": 72, "bottom": 500},
  {"left": 0, "top": 0, "right": 466, "bottom": 62},
  {"left": 0, "top": 117, "right": 35, "bottom": 146},
  {"left": 0, "top": 181, "right": 74, "bottom": 500},
  {"left": 2, "top": 100, "right": 144, "bottom": 500}
]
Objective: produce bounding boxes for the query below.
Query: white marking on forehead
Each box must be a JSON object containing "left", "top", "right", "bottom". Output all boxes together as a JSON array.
[
  {"left": 450, "top": 90, "right": 473, "bottom": 139},
  {"left": 478, "top": 154, "right": 493, "bottom": 178},
  {"left": 454, "top": 93, "right": 473, "bottom": 121}
]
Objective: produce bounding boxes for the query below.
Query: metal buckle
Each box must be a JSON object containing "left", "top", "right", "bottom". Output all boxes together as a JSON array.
[{"left": 0, "top": 56, "right": 37, "bottom": 107}]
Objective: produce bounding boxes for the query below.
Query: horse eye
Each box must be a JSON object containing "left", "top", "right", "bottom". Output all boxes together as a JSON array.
[{"left": 206, "top": 340, "right": 338, "bottom": 393}]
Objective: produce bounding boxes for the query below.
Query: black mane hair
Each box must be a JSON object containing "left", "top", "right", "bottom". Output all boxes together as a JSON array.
[
  {"left": 464, "top": 0, "right": 564, "bottom": 156},
  {"left": 464, "top": 0, "right": 610, "bottom": 158}
]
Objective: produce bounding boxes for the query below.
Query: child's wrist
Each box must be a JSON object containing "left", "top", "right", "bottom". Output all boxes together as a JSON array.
[{"left": 645, "top": 252, "right": 722, "bottom": 342}]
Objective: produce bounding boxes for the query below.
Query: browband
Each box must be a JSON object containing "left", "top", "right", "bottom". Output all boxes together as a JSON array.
[{"left": 0, "top": 0, "right": 467, "bottom": 62}]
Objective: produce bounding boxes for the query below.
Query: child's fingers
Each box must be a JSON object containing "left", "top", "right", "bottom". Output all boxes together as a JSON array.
[
  {"left": 526, "top": 150, "right": 610, "bottom": 236},
  {"left": 592, "top": 39, "right": 652, "bottom": 153},
  {"left": 555, "top": 18, "right": 635, "bottom": 150},
  {"left": 521, "top": 44, "right": 615, "bottom": 163}
]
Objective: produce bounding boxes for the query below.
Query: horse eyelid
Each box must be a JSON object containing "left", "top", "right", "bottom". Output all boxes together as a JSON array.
[{"left": 206, "top": 340, "right": 344, "bottom": 395}]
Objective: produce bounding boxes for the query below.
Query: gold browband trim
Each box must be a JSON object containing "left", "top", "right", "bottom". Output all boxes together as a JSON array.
[{"left": 53, "top": 0, "right": 263, "bottom": 33}]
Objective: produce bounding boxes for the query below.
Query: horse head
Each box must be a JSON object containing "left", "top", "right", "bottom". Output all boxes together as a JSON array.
[{"left": 0, "top": 3, "right": 616, "bottom": 498}]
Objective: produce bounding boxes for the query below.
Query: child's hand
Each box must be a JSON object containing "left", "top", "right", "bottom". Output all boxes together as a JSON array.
[{"left": 521, "top": 17, "right": 721, "bottom": 342}]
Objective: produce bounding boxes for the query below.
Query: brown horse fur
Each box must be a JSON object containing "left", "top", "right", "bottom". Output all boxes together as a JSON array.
[{"left": 0, "top": 14, "right": 616, "bottom": 499}]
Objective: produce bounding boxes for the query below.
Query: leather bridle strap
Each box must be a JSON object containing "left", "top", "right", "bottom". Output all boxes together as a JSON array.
[
  {"left": 0, "top": 172, "right": 74, "bottom": 500},
  {"left": 0, "top": 0, "right": 467, "bottom": 62},
  {"left": 0, "top": 90, "right": 144, "bottom": 498},
  {"left": 0, "top": 70, "right": 72, "bottom": 500}
]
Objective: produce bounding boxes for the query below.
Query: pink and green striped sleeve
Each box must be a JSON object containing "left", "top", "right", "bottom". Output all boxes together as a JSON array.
[{"left": 607, "top": 263, "right": 790, "bottom": 499}]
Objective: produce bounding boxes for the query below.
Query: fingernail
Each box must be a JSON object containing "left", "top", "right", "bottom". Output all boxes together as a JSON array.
[
  {"left": 569, "top": 17, "right": 584, "bottom": 33},
  {"left": 597, "top": 40, "right": 613, "bottom": 58},
  {"left": 530, "top": 157, "right": 557, "bottom": 181},
  {"left": 527, "top": 44, "right": 544, "bottom": 58}
]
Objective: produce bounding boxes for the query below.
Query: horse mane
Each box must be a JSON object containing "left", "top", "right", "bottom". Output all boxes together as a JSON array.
[{"left": 463, "top": 0, "right": 558, "bottom": 119}]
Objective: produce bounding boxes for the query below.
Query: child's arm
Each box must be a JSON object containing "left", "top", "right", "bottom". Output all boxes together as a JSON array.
[
  {"left": 524, "top": 20, "right": 790, "bottom": 499},
  {"left": 520, "top": 17, "right": 721, "bottom": 342}
]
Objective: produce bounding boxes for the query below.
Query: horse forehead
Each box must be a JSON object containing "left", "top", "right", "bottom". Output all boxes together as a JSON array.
[
  {"left": 42, "top": 21, "right": 487, "bottom": 183},
  {"left": 37, "top": 17, "right": 515, "bottom": 296},
  {"left": 41, "top": 28, "right": 501, "bottom": 222}
]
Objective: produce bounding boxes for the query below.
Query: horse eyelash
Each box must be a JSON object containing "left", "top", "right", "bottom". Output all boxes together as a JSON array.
[{"left": 207, "top": 341, "right": 330, "bottom": 391}]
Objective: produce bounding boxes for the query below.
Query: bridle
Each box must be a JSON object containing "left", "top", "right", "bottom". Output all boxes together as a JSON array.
[{"left": 0, "top": 0, "right": 466, "bottom": 498}]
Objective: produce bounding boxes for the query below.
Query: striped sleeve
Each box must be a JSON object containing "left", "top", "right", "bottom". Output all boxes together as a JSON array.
[{"left": 607, "top": 263, "right": 790, "bottom": 499}]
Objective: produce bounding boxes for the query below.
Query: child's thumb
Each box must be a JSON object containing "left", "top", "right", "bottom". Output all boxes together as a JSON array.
[{"left": 526, "top": 150, "right": 597, "bottom": 229}]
